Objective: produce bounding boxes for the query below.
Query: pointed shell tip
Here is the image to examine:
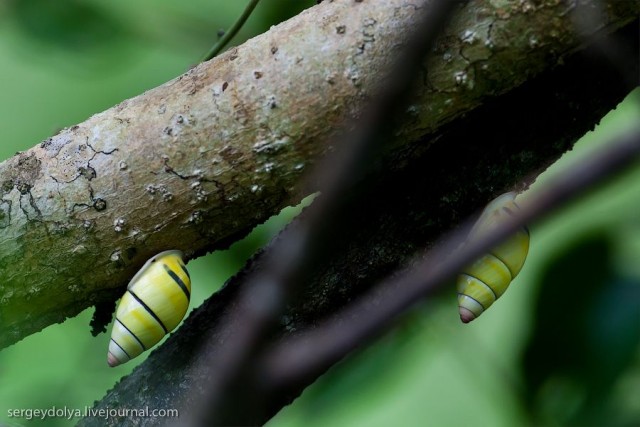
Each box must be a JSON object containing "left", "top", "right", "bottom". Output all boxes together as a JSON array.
[
  {"left": 459, "top": 307, "right": 476, "bottom": 324},
  {"left": 107, "top": 352, "right": 120, "bottom": 367}
]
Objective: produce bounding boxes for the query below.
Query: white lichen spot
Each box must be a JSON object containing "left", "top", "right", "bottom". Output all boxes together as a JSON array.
[
  {"left": 72, "top": 245, "right": 87, "bottom": 254},
  {"left": 344, "top": 67, "right": 361, "bottom": 86},
  {"left": 253, "top": 137, "right": 291, "bottom": 154},
  {"left": 521, "top": 1, "right": 535, "bottom": 13},
  {"left": 191, "top": 181, "right": 207, "bottom": 202},
  {"left": 188, "top": 210, "right": 203, "bottom": 224},
  {"left": 406, "top": 105, "right": 420, "bottom": 116},
  {"left": 173, "top": 114, "right": 195, "bottom": 127},
  {"left": 253, "top": 140, "right": 269, "bottom": 153},
  {"left": 294, "top": 163, "right": 305, "bottom": 171},
  {"left": 250, "top": 184, "right": 261, "bottom": 194},
  {"left": 529, "top": 35, "right": 539, "bottom": 48},
  {"left": 454, "top": 71, "right": 468, "bottom": 86},
  {"left": 147, "top": 184, "right": 173, "bottom": 201},
  {"left": 454, "top": 70, "right": 475, "bottom": 90},
  {"left": 442, "top": 51, "right": 453, "bottom": 62},
  {"left": 259, "top": 162, "right": 276, "bottom": 173},
  {"left": 113, "top": 217, "right": 126, "bottom": 232},
  {"left": 110, "top": 251, "right": 122, "bottom": 262},
  {"left": 461, "top": 30, "right": 477, "bottom": 44},
  {"left": 119, "top": 161, "right": 128, "bottom": 170}
]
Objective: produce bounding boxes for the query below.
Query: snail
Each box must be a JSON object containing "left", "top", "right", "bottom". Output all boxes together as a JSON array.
[
  {"left": 457, "top": 192, "right": 530, "bottom": 323},
  {"left": 107, "top": 250, "right": 191, "bottom": 367}
]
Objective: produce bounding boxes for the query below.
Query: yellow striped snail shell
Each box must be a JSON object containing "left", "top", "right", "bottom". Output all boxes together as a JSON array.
[
  {"left": 107, "top": 250, "right": 191, "bottom": 367},
  {"left": 457, "top": 192, "right": 530, "bottom": 323}
]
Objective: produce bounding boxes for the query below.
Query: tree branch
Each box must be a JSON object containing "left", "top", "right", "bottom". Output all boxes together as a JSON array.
[{"left": 1, "top": 0, "right": 636, "bottom": 351}]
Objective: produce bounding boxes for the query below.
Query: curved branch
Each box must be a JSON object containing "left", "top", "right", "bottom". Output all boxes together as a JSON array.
[{"left": 201, "top": 0, "right": 262, "bottom": 62}]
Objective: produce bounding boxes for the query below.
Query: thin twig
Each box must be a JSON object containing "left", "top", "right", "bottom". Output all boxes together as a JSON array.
[
  {"left": 201, "top": 0, "right": 261, "bottom": 62},
  {"left": 261, "top": 127, "right": 640, "bottom": 387},
  {"left": 185, "top": 1, "right": 461, "bottom": 425}
]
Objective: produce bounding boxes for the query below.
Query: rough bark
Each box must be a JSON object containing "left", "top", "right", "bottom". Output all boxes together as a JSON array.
[
  {"left": 1, "top": 0, "right": 636, "bottom": 350},
  {"left": 76, "top": 12, "right": 640, "bottom": 427},
  {"left": 0, "top": 0, "right": 636, "bottom": 349}
]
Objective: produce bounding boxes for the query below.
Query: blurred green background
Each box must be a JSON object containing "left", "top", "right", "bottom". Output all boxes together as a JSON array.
[{"left": 0, "top": 1, "right": 638, "bottom": 426}]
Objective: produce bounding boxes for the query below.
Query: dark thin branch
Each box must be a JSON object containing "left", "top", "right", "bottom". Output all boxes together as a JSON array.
[
  {"left": 261, "top": 125, "right": 640, "bottom": 387},
  {"left": 201, "top": 0, "right": 261, "bottom": 62},
  {"left": 186, "top": 1, "right": 461, "bottom": 425}
]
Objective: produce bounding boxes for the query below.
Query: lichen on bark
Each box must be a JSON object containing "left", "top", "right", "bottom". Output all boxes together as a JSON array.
[{"left": 0, "top": 0, "right": 637, "bottom": 355}]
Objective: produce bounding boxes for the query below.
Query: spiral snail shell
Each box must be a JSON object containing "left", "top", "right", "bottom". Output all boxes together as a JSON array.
[
  {"left": 107, "top": 250, "right": 191, "bottom": 367},
  {"left": 457, "top": 192, "right": 530, "bottom": 323}
]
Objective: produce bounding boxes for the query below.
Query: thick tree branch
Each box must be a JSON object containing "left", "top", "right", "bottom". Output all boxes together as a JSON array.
[
  {"left": 1, "top": 0, "right": 636, "bottom": 351},
  {"left": 0, "top": 0, "right": 635, "bottom": 349},
  {"left": 77, "top": 13, "right": 639, "bottom": 427}
]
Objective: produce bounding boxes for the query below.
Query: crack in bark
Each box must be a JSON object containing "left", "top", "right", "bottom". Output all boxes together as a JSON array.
[
  {"left": 162, "top": 158, "right": 228, "bottom": 203},
  {"left": 48, "top": 141, "right": 118, "bottom": 215}
]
